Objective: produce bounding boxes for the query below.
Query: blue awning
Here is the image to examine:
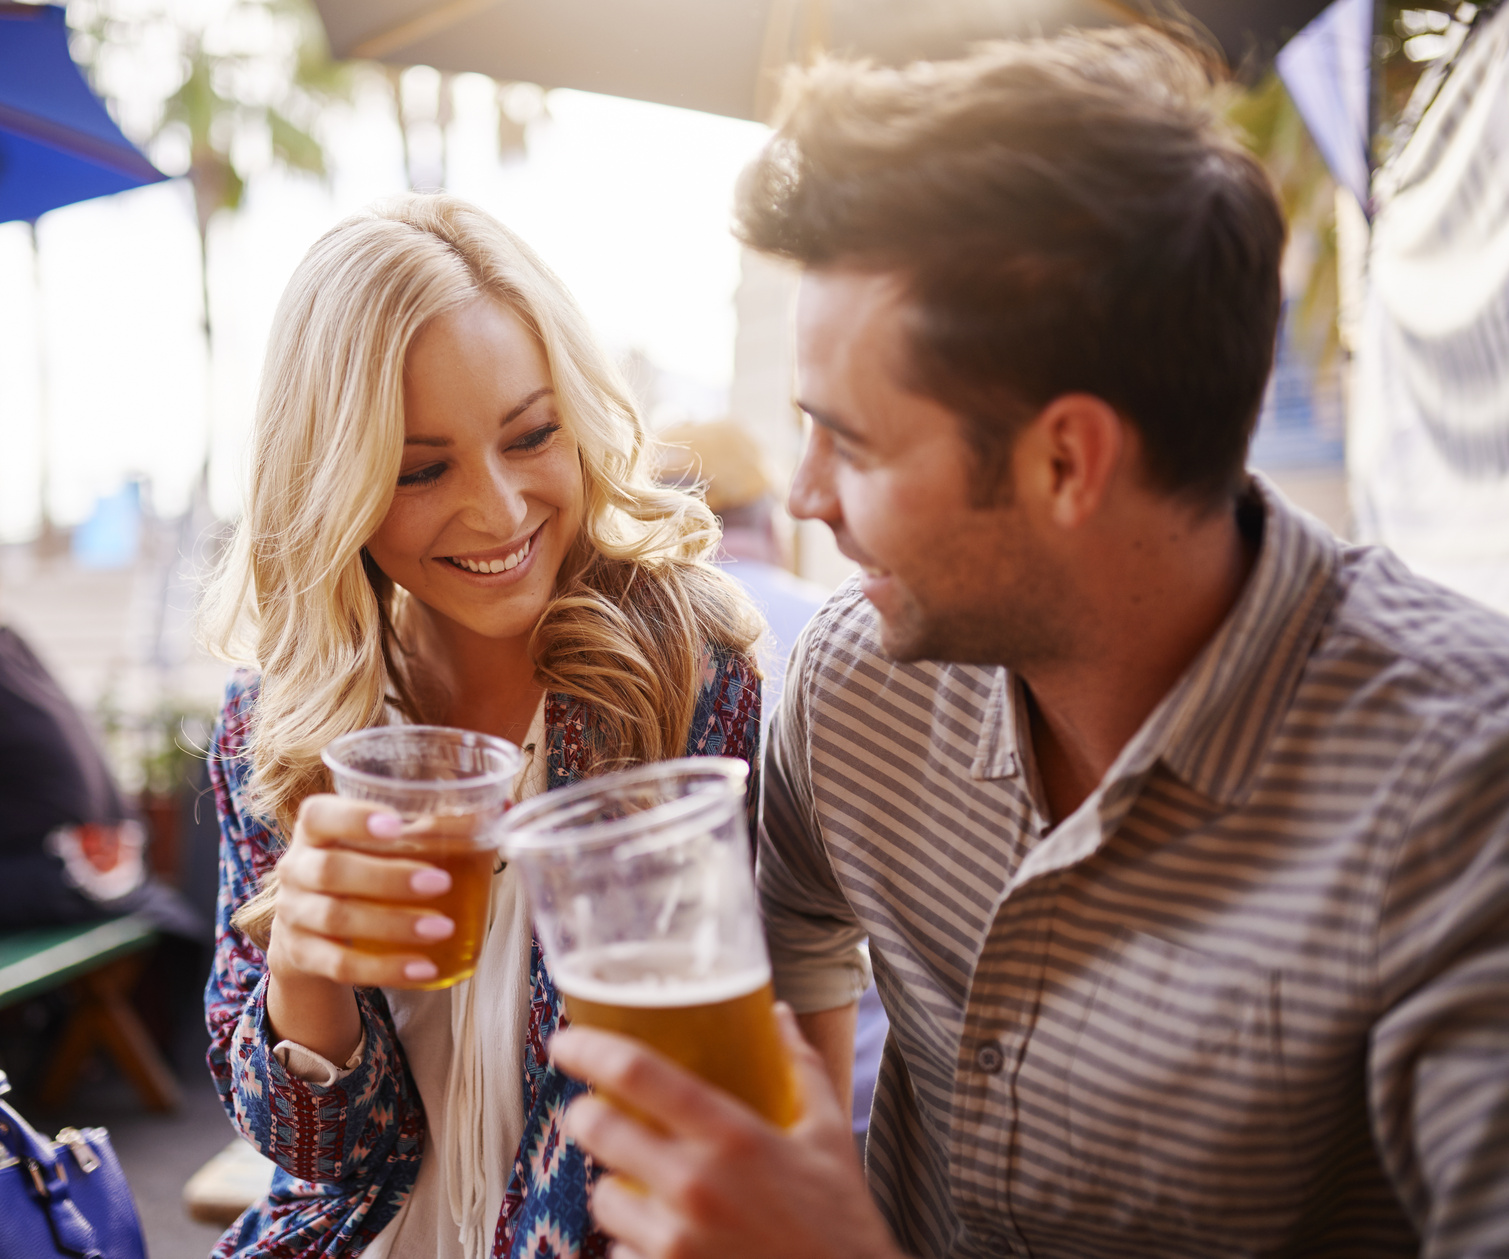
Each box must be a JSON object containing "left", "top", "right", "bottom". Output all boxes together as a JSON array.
[{"left": 0, "top": 3, "right": 164, "bottom": 223}]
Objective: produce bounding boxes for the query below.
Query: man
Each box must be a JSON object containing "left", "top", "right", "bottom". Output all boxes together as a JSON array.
[{"left": 553, "top": 26, "right": 1509, "bottom": 1258}]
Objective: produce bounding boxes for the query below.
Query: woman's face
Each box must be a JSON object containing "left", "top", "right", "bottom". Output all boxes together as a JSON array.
[{"left": 366, "top": 297, "right": 585, "bottom": 644}]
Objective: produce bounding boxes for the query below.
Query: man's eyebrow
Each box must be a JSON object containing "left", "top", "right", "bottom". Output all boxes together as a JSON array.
[
  {"left": 797, "top": 400, "right": 866, "bottom": 445},
  {"left": 503, "top": 386, "right": 553, "bottom": 427}
]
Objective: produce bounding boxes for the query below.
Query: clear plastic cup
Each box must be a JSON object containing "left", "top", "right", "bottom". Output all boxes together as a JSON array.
[
  {"left": 502, "top": 757, "right": 797, "bottom": 1126},
  {"left": 321, "top": 725, "right": 522, "bottom": 989}
]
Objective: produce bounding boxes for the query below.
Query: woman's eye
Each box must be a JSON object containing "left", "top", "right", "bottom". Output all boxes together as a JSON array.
[
  {"left": 512, "top": 422, "right": 561, "bottom": 453},
  {"left": 397, "top": 462, "right": 445, "bottom": 487}
]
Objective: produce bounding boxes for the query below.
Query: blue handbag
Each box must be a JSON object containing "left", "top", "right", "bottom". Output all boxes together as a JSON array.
[{"left": 0, "top": 1070, "right": 146, "bottom": 1259}]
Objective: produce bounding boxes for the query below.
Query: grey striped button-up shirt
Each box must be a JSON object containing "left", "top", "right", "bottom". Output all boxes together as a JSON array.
[{"left": 757, "top": 478, "right": 1509, "bottom": 1258}]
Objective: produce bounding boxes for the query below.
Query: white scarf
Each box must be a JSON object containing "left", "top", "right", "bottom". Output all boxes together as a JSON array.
[
  {"left": 442, "top": 864, "right": 533, "bottom": 1259},
  {"left": 367, "top": 699, "right": 546, "bottom": 1259}
]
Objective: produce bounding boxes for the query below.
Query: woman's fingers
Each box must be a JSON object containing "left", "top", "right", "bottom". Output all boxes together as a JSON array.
[
  {"left": 279, "top": 842, "right": 453, "bottom": 903},
  {"left": 273, "top": 793, "right": 479, "bottom": 988},
  {"left": 273, "top": 922, "right": 439, "bottom": 988},
  {"left": 276, "top": 883, "right": 454, "bottom": 946},
  {"left": 294, "top": 794, "right": 406, "bottom": 850}
]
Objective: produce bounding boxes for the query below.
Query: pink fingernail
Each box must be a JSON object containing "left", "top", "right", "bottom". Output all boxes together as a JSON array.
[
  {"left": 414, "top": 915, "right": 454, "bottom": 940},
  {"left": 404, "top": 960, "right": 439, "bottom": 981},
  {"left": 367, "top": 812, "right": 403, "bottom": 838},
  {"left": 410, "top": 868, "right": 451, "bottom": 896}
]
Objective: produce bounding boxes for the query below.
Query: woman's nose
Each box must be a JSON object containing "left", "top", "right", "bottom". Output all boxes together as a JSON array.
[{"left": 457, "top": 460, "right": 530, "bottom": 536}]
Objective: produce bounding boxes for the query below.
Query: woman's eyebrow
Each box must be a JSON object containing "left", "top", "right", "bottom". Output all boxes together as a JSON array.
[{"left": 502, "top": 386, "right": 554, "bottom": 427}]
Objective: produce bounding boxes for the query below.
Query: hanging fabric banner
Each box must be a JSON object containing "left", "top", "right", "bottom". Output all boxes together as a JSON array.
[
  {"left": 1351, "top": 2, "right": 1509, "bottom": 612},
  {"left": 1276, "top": 0, "right": 1374, "bottom": 210}
]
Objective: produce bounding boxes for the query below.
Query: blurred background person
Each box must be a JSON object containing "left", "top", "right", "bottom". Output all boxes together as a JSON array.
[
  {"left": 0, "top": 619, "right": 200, "bottom": 940},
  {"left": 658, "top": 419, "right": 824, "bottom": 732},
  {"left": 0, "top": 620, "right": 146, "bottom": 928}
]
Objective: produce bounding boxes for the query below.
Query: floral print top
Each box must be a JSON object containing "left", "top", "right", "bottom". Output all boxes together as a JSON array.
[{"left": 205, "top": 648, "right": 760, "bottom": 1258}]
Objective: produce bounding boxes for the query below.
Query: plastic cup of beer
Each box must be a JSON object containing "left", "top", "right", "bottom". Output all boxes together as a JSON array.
[
  {"left": 502, "top": 757, "right": 798, "bottom": 1127},
  {"left": 321, "top": 726, "right": 521, "bottom": 989}
]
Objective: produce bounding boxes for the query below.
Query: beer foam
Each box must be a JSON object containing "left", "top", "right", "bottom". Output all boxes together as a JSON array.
[{"left": 553, "top": 944, "right": 770, "bottom": 1009}]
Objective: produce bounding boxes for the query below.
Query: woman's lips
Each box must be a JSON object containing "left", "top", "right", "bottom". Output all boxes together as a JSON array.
[{"left": 438, "top": 524, "right": 543, "bottom": 580}]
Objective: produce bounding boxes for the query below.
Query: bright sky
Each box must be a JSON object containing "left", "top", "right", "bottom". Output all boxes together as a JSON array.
[{"left": 0, "top": 29, "right": 770, "bottom": 539}]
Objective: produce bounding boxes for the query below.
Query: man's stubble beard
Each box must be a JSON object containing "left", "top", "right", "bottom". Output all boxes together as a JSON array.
[{"left": 875, "top": 540, "right": 1073, "bottom": 671}]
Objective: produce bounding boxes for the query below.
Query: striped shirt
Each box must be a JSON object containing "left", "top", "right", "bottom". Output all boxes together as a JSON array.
[{"left": 757, "top": 475, "right": 1509, "bottom": 1259}]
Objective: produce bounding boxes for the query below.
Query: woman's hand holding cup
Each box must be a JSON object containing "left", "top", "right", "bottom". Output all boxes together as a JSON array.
[
  {"left": 266, "top": 794, "right": 458, "bottom": 991},
  {"left": 264, "top": 727, "right": 517, "bottom": 1064}
]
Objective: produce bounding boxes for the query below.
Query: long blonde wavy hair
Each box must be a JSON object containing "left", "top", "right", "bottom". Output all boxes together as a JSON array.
[{"left": 204, "top": 194, "right": 761, "bottom": 907}]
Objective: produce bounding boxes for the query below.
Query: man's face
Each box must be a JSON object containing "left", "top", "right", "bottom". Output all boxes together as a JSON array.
[{"left": 790, "top": 269, "right": 1066, "bottom": 665}]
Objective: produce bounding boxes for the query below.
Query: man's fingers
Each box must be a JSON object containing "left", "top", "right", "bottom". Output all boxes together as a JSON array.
[
  {"left": 566, "top": 1094, "right": 680, "bottom": 1183},
  {"left": 591, "top": 1174, "right": 676, "bottom": 1259},
  {"left": 553, "top": 1027, "right": 761, "bottom": 1141}
]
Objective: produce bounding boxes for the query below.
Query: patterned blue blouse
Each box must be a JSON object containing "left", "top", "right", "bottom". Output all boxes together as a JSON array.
[{"left": 205, "top": 648, "right": 761, "bottom": 1258}]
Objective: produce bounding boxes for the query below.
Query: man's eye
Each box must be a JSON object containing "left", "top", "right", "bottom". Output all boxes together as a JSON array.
[
  {"left": 513, "top": 422, "right": 561, "bottom": 453},
  {"left": 398, "top": 462, "right": 445, "bottom": 487}
]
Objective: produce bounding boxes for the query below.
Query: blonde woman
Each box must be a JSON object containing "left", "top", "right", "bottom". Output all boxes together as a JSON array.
[{"left": 202, "top": 194, "right": 762, "bottom": 1259}]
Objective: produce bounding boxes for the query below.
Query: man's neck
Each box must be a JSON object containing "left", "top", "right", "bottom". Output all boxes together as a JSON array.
[{"left": 1022, "top": 497, "right": 1256, "bottom": 826}]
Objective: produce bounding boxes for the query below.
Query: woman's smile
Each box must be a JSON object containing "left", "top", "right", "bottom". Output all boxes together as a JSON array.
[{"left": 438, "top": 522, "right": 545, "bottom": 583}]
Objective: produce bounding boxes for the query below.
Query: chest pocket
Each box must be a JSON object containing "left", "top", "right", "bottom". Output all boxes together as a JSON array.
[{"left": 1060, "top": 929, "right": 1298, "bottom": 1254}]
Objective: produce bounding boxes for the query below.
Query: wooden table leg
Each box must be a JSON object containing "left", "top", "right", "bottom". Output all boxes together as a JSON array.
[{"left": 37, "top": 954, "right": 181, "bottom": 1113}]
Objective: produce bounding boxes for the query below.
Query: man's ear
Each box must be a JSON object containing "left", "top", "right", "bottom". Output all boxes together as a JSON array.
[{"left": 1013, "top": 393, "right": 1126, "bottom": 529}]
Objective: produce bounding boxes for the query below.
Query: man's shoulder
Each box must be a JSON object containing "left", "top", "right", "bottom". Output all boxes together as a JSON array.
[{"left": 1325, "top": 544, "right": 1509, "bottom": 723}]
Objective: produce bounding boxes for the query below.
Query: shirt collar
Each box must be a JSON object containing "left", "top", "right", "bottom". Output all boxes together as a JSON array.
[
  {"left": 975, "top": 474, "right": 1340, "bottom": 821},
  {"left": 1150, "top": 473, "right": 1339, "bottom": 807}
]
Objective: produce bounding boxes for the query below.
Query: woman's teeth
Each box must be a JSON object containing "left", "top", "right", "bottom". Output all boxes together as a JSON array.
[{"left": 449, "top": 534, "right": 532, "bottom": 574}]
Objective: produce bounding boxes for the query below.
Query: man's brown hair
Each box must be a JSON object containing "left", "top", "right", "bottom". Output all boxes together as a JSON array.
[{"left": 735, "top": 27, "right": 1285, "bottom": 507}]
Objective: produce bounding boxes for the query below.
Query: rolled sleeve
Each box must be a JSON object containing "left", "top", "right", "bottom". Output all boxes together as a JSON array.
[
  {"left": 758, "top": 618, "right": 871, "bottom": 1014},
  {"left": 273, "top": 1031, "right": 367, "bottom": 1088}
]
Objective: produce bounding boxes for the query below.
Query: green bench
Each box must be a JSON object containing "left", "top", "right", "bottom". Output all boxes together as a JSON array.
[{"left": 0, "top": 913, "right": 179, "bottom": 1112}]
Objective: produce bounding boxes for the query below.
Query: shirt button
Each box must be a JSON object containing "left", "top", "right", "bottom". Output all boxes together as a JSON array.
[{"left": 974, "top": 1039, "right": 1005, "bottom": 1074}]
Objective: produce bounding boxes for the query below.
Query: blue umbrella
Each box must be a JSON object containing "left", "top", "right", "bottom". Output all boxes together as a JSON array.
[{"left": 0, "top": 3, "right": 163, "bottom": 223}]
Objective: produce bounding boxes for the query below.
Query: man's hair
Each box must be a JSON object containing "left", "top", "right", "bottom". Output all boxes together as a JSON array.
[{"left": 735, "top": 27, "right": 1285, "bottom": 507}]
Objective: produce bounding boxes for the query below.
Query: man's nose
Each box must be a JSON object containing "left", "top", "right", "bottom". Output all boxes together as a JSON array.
[{"left": 787, "top": 426, "right": 841, "bottom": 527}]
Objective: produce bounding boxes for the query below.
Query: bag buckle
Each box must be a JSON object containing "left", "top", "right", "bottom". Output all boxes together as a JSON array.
[
  {"left": 55, "top": 1127, "right": 101, "bottom": 1174},
  {"left": 27, "top": 1155, "right": 64, "bottom": 1196}
]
